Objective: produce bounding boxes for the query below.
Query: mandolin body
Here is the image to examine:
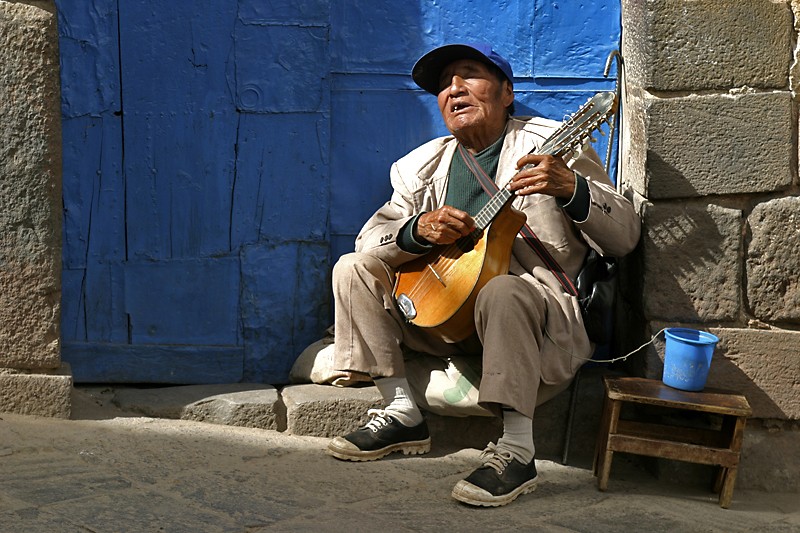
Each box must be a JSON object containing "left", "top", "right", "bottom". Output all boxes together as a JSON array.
[{"left": 393, "top": 202, "right": 526, "bottom": 342}]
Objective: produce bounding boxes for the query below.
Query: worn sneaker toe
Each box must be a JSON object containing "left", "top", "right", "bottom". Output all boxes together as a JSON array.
[{"left": 326, "top": 409, "right": 431, "bottom": 462}]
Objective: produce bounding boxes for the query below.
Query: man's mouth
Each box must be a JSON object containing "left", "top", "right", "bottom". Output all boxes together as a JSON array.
[{"left": 451, "top": 103, "right": 470, "bottom": 113}]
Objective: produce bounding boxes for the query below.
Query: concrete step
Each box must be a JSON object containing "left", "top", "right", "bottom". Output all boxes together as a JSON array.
[{"left": 76, "top": 366, "right": 613, "bottom": 468}]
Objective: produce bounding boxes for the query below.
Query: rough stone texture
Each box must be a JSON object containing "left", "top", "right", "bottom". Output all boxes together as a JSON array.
[
  {"left": 791, "top": 0, "right": 800, "bottom": 95},
  {"left": 112, "top": 384, "right": 284, "bottom": 430},
  {"left": 738, "top": 421, "right": 800, "bottom": 493},
  {"left": 0, "top": 364, "right": 72, "bottom": 417},
  {"left": 642, "top": 203, "right": 742, "bottom": 322},
  {"left": 747, "top": 197, "right": 800, "bottom": 323},
  {"left": 282, "top": 383, "right": 382, "bottom": 437},
  {"left": 629, "top": 91, "right": 794, "bottom": 200},
  {"left": 622, "top": 0, "right": 792, "bottom": 91},
  {"left": 708, "top": 328, "right": 800, "bottom": 420},
  {"left": 651, "top": 420, "right": 800, "bottom": 494},
  {"left": 0, "top": 1, "right": 62, "bottom": 370},
  {"left": 644, "top": 325, "right": 799, "bottom": 420}
]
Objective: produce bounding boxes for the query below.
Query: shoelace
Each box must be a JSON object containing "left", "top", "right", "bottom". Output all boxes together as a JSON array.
[
  {"left": 480, "top": 442, "right": 514, "bottom": 475},
  {"left": 363, "top": 408, "right": 392, "bottom": 433}
]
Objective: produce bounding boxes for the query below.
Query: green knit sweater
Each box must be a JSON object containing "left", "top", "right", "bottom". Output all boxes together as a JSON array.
[
  {"left": 397, "top": 135, "right": 503, "bottom": 253},
  {"left": 397, "top": 133, "right": 590, "bottom": 254}
]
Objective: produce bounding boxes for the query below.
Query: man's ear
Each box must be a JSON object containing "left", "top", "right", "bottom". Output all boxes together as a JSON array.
[{"left": 502, "top": 81, "right": 515, "bottom": 108}]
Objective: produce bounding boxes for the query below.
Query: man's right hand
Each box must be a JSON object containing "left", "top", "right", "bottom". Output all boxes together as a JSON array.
[{"left": 414, "top": 206, "right": 476, "bottom": 245}]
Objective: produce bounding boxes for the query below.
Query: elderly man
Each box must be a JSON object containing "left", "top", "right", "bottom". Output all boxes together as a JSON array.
[{"left": 326, "top": 43, "right": 640, "bottom": 507}]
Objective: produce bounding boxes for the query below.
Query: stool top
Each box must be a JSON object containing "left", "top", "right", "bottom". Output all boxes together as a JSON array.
[{"left": 604, "top": 376, "right": 752, "bottom": 417}]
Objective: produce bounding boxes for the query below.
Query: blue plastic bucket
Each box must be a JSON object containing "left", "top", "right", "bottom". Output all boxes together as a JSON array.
[{"left": 662, "top": 328, "right": 719, "bottom": 391}]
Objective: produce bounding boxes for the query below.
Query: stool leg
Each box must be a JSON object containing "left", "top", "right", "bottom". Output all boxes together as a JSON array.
[
  {"left": 596, "top": 398, "right": 621, "bottom": 491},
  {"left": 719, "top": 465, "right": 738, "bottom": 509},
  {"left": 718, "top": 416, "right": 748, "bottom": 509},
  {"left": 593, "top": 390, "right": 611, "bottom": 477},
  {"left": 713, "top": 466, "right": 726, "bottom": 494}
]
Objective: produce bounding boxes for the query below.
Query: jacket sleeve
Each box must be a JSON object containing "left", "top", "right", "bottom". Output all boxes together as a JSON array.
[
  {"left": 353, "top": 161, "right": 428, "bottom": 269},
  {"left": 568, "top": 144, "right": 641, "bottom": 258}
]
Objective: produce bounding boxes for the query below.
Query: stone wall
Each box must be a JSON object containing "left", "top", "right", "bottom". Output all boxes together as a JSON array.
[
  {"left": 620, "top": 0, "right": 799, "bottom": 491},
  {"left": 0, "top": 0, "right": 71, "bottom": 417}
]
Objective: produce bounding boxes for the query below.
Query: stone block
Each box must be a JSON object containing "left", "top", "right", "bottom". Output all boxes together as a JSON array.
[
  {"left": 747, "top": 197, "right": 800, "bottom": 323},
  {"left": 738, "top": 421, "right": 800, "bottom": 492},
  {"left": 644, "top": 325, "right": 799, "bottom": 420},
  {"left": 642, "top": 203, "right": 742, "bottom": 321},
  {"left": 113, "top": 384, "right": 284, "bottom": 430},
  {"left": 627, "top": 91, "right": 793, "bottom": 200},
  {"left": 708, "top": 328, "right": 800, "bottom": 420},
  {"left": 622, "top": 0, "right": 792, "bottom": 91},
  {"left": 282, "top": 383, "right": 381, "bottom": 437},
  {"left": 0, "top": 1, "right": 62, "bottom": 370},
  {"left": 0, "top": 364, "right": 72, "bottom": 418}
]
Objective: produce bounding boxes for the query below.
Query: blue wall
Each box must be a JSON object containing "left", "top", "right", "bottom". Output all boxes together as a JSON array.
[{"left": 57, "top": 0, "right": 620, "bottom": 384}]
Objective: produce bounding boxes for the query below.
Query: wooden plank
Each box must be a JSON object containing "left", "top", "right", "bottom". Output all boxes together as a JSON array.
[
  {"left": 234, "top": 23, "right": 328, "bottom": 113},
  {"left": 617, "top": 419, "right": 725, "bottom": 448},
  {"left": 63, "top": 342, "right": 244, "bottom": 384},
  {"left": 61, "top": 115, "right": 125, "bottom": 269},
  {"left": 240, "top": 242, "right": 330, "bottom": 383},
  {"left": 119, "top": 1, "right": 238, "bottom": 260},
  {"left": 605, "top": 377, "right": 752, "bottom": 416},
  {"left": 231, "top": 113, "right": 329, "bottom": 248},
  {"left": 608, "top": 433, "right": 740, "bottom": 467},
  {"left": 123, "top": 258, "right": 240, "bottom": 345},
  {"left": 56, "top": 0, "right": 121, "bottom": 118}
]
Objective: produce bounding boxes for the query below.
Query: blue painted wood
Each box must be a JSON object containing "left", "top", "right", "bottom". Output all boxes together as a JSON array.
[
  {"left": 533, "top": 0, "right": 620, "bottom": 79},
  {"left": 85, "top": 261, "right": 128, "bottom": 343},
  {"left": 61, "top": 269, "right": 87, "bottom": 343},
  {"left": 123, "top": 258, "right": 240, "bottom": 346},
  {"left": 231, "top": 113, "right": 329, "bottom": 247},
  {"left": 63, "top": 342, "right": 243, "bottom": 384},
  {"left": 57, "top": 0, "right": 620, "bottom": 384},
  {"left": 119, "top": 1, "right": 237, "bottom": 260},
  {"left": 61, "top": 115, "right": 125, "bottom": 269},
  {"left": 238, "top": 0, "right": 330, "bottom": 25},
  {"left": 330, "top": 89, "right": 442, "bottom": 237},
  {"left": 234, "top": 23, "right": 330, "bottom": 113},
  {"left": 55, "top": 0, "right": 120, "bottom": 117},
  {"left": 240, "top": 242, "right": 329, "bottom": 383}
]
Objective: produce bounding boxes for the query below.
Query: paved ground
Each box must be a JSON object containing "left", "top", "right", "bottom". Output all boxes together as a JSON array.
[{"left": 0, "top": 390, "right": 798, "bottom": 533}]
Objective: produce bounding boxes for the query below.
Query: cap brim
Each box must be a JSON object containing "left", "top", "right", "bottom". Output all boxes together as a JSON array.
[{"left": 412, "top": 44, "right": 498, "bottom": 95}]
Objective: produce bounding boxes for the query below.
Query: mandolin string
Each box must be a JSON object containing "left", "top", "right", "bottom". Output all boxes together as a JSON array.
[
  {"left": 405, "top": 241, "right": 461, "bottom": 302},
  {"left": 406, "top": 157, "right": 511, "bottom": 303}
]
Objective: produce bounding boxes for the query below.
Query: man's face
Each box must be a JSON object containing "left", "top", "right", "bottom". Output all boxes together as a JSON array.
[{"left": 436, "top": 59, "right": 514, "bottom": 145}]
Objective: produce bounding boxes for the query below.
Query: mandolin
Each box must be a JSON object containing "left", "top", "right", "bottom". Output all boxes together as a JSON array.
[{"left": 393, "top": 91, "right": 617, "bottom": 342}]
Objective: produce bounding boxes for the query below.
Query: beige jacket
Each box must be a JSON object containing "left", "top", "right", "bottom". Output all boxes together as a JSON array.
[{"left": 353, "top": 116, "right": 641, "bottom": 378}]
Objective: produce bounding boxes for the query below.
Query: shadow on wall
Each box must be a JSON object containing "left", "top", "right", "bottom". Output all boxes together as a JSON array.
[{"left": 640, "top": 153, "right": 743, "bottom": 324}]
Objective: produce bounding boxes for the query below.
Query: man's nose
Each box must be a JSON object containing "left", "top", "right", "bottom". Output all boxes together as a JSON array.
[{"left": 446, "top": 75, "right": 467, "bottom": 94}]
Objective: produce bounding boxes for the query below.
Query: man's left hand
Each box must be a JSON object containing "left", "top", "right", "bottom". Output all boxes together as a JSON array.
[{"left": 508, "top": 154, "right": 575, "bottom": 199}]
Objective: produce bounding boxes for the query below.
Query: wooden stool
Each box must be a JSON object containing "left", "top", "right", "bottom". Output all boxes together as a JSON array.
[{"left": 593, "top": 376, "right": 752, "bottom": 508}]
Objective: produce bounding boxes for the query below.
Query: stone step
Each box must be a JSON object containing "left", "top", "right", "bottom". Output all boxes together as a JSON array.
[{"left": 86, "top": 366, "right": 612, "bottom": 467}]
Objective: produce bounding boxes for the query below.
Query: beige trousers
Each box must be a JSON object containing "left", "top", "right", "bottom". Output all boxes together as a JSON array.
[{"left": 332, "top": 252, "right": 576, "bottom": 419}]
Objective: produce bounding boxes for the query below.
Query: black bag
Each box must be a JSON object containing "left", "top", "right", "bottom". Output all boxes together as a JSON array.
[{"left": 575, "top": 249, "right": 618, "bottom": 344}]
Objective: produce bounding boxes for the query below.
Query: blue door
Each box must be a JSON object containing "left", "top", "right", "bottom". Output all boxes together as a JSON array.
[{"left": 57, "top": 0, "right": 620, "bottom": 384}]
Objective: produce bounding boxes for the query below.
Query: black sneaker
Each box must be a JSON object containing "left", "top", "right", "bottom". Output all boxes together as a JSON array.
[
  {"left": 451, "top": 444, "right": 538, "bottom": 507},
  {"left": 327, "top": 409, "right": 431, "bottom": 461}
]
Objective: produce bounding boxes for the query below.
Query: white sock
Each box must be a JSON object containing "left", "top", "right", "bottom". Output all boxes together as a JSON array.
[
  {"left": 496, "top": 408, "right": 535, "bottom": 464},
  {"left": 374, "top": 377, "right": 424, "bottom": 427}
]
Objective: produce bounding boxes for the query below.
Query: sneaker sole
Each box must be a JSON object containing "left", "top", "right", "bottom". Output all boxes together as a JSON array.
[
  {"left": 450, "top": 476, "right": 538, "bottom": 507},
  {"left": 326, "top": 437, "right": 431, "bottom": 462}
]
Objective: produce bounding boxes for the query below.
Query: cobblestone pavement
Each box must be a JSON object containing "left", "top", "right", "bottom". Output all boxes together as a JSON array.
[{"left": 0, "top": 393, "right": 797, "bottom": 533}]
